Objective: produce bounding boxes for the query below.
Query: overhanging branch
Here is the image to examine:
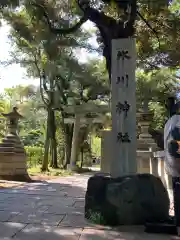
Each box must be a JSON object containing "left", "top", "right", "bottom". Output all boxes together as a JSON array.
[
  {"left": 137, "top": 11, "right": 161, "bottom": 50},
  {"left": 32, "top": 2, "right": 87, "bottom": 35}
]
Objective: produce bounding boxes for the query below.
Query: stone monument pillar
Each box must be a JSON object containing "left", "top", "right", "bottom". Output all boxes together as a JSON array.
[
  {"left": 0, "top": 107, "right": 29, "bottom": 181},
  {"left": 101, "top": 130, "right": 112, "bottom": 174},
  {"left": 111, "top": 38, "right": 137, "bottom": 177}
]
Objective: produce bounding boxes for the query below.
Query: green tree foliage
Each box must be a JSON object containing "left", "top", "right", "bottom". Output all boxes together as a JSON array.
[
  {"left": 0, "top": 84, "right": 46, "bottom": 138},
  {"left": 136, "top": 68, "right": 179, "bottom": 108},
  {"left": 32, "top": 0, "right": 176, "bottom": 80},
  {"left": 136, "top": 10, "right": 180, "bottom": 70},
  {"left": 1, "top": 0, "right": 179, "bottom": 168},
  {"left": 136, "top": 68, "right": 179, "bottom": 130},
  {"left": 22, "top": 129, "right": 43, "bottom": 146},
  {"left": 2, "top": 0, "right": 109, "bottom": 170}
]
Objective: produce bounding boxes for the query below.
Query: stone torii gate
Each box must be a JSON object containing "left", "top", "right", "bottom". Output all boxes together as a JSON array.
[{"left": 63, "top": 103, "right": 109, "bottom": 170}]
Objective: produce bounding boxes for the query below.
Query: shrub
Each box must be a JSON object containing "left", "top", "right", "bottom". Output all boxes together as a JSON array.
[
  {"left": 91, "top": 136, "right": 101, "bottom": 158},
  {"left": 21, "top": 129, "right": 43, "bottom": 146},
  {"left": 25, "top": 146, "right": 44, "bottom": 167}
]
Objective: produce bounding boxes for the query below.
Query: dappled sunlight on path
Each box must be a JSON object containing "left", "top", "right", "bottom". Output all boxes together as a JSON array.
[{"left": 0, "top": 173, "right": 178, "bottom": 239}]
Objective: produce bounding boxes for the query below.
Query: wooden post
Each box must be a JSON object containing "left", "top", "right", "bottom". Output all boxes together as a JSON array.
[{"left": 111, "top": 38, "right": 137, "bottom": 177}]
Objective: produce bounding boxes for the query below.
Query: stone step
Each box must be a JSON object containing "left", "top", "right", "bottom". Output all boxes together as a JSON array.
[
  {"left": 2, "top": 139, "right": 21, "bottom": 145},
  {"left": 0, "top": 143, "right": 23, "bottom": 148},
  {"left": 0, "top": 152, "right": 26, "bottom": 156},
  {"left": 137, "top": 151, "right": 152, "bottom": 157},
  {"left": 0, "top": 147, "right": 14, "bottom": 151},
  {"left": 137, "top": 146, "right": 151, "bottom": 151},
  {"left": 1, "top": 140, "right": 21, "bottom": 144},
  {"left": 138, "top": 139, "right": 156, "bottom": 144},
  {"left": 0, "top": 147, "right": 25, "bottom": 153},
  {"left": 137, "top": 142, "right": 158, "bottom": 150},
  {"left": 3, "top": 136, "right": 21, "bottom": 141},
  {"left": 3, "top": 135, "right": 20, "bottom": 139},
  {"left": 5, "top": 134, "right": 19, "bottom": 138},
  {"left": 1, "top": 139, "right": 22, "bottom": 145}
]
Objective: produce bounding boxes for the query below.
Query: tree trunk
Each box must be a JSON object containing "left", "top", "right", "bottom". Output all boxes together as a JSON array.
[
  {"left": 42, "top": 114, "right": 50, "bottom": 171},
  {"left": 80, "top": 147, "right": 84, "bottom": 168},
  {"left": 49, "top": 140, "right": 53, "bottom": 167},
  {"left": 42, "top": 137, "right": 50, "bottom": 171},
  {"left": 50, "top": 109, "right": 58, "bottom": 168},
  {"left": 51, "top": 138, "right": 58, "bottom": 168},
  {"left": 59, "top": 112, "right": 73, "bottom": 169}
]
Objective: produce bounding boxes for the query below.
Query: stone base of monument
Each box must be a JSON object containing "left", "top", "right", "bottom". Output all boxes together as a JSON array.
[
  {"left": 85, "top": 173, "right": 170, "bottom": 226},
  {"left": 0, "top": 152, "right": 31, "bottom": 182},
  {"left": 0, "top": 174, "right": 32, "bottom": 182}
]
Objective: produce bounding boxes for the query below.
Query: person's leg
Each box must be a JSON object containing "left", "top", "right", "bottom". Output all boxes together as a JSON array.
[{"left": 172, "top": 177, "right": 180, "bottom": 235}]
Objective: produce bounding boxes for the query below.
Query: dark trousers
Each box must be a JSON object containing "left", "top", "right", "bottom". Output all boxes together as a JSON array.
[{"left": 173, "top": 177, "right": 180, "bottom": 226}]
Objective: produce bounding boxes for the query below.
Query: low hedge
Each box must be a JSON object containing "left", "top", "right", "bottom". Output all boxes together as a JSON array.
[{"left": 25, "top": 146, "right": 44, "bottom": 167}]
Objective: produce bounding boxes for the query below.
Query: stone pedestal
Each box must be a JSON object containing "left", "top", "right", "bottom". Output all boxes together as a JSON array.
[
  {"left": 85, "top": 174, "right": 170, "bottom": 225},
  {"left": 0, "top": 108, "right": 29, "bottom": 181}
]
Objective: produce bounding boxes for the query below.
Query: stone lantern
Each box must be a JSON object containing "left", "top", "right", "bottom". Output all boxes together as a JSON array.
[
  {"left": 2, "top": 107, "right": 23, "bottom": 135},
  {"left": 138, "top": 112, "right": 155, "bottom": 144},
  {"left": 0, "top": 107, "right": 29, "bottom": 181},
  {"left": 137, "top": 112, "right": 158, "bottom": 176}
]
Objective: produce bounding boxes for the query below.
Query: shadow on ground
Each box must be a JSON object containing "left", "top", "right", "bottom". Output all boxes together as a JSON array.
[
  {"left": 0, "top": 174, "right": 177, "bottom": 239},
  {"left": 0, "top": 221, "right": 178, "bottom": 239}
]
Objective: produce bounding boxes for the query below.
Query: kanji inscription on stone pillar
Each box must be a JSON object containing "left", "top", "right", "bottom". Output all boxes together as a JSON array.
[{"left": 111, "top": 38, "right": 137, "bottom": 177}]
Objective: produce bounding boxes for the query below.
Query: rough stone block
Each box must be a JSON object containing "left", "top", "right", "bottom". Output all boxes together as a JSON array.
[{"left": 85, "top": 173, "right": 170, "bottom": 226}]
